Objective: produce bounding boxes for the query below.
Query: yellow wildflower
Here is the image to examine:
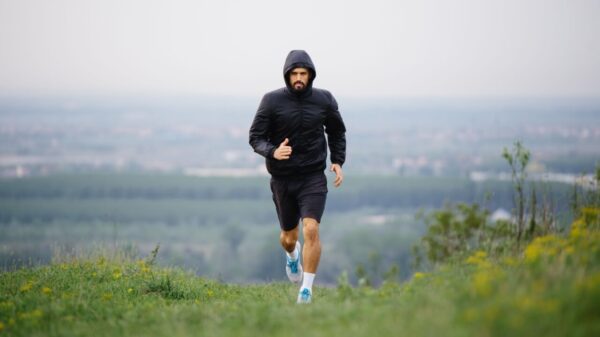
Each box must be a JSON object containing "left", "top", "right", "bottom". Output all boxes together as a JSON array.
[
  {"left": 570, "top": 219, "right": 586, "bottom": 240},
  {"left": 112, "top": 269, "right": 122, "bottom": 280},
  {"left": 582, "top": 207, "right": 600, "bottom": 220},
  {"left": 18, "top": 309, "right": 43, "bottom": 320},
  {"left": 471, "top": 266, "right": 503, "bottom": 297},
  {"left": 516, "top": 296, "right": 535, "bottom": 311},
  {"left": 0, "top": 301, "right": 14, "bottom": 310},
  {"left": 0, "top": 321, "right": 4, "bottom": 332},
  {"left": 138, "top": 260, "right": 151, "bottom": 273},
  {"left": 32, "top": 309, "right": 43, "bottom": 318},
  {"left": 413, "top": 272, "right": 426, "bottom": 280},
  {"left": 19, "top": 281, "right": 33, "bottom": 293},
  {"left": 471, "top": 250, "right": 487, "bottom": 260},
  {"left": 102, "top": 293, "right": 113, "bottom": 301},
  {"left": 524, "top": 235, "right": 564, "bottom": 263},
  {"left": 42, "top": 287, "right": 52, "bottom": 295},
  {"left": 127, "top": 288, "right": 133, "bottom": 294},
  {"left": 465, "top": 250, "right": 492, "bottom": 268},
  {"left": 472, "top": 271, "right": 493, "bottom": 297},
  {"left": 564, "top": 244, "right": 575, "bottom": 256},
  {"left": 570, "top": 208, "right": 600, "bottom": 241}
]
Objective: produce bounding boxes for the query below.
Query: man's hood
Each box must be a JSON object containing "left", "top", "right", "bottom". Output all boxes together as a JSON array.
[{"left": 283, "top": 50, "right": 316, "bottom": 93}]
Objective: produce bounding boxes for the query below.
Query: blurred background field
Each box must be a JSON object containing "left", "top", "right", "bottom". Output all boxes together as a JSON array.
[{"left": 1, "top": 97, "right": 597, "bottom": 285}]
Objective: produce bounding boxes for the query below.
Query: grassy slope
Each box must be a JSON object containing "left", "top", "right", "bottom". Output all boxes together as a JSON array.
[{"left": 1, "top": 209, "right": 599, "bottom": 337}]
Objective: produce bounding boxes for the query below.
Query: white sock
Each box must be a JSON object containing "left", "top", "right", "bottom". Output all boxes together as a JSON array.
[
  {"left": 285, "top": 244, "right": 298, "bottom": 261},
  {"left": 301, "top": 272, "right": 315, "bottom": 291}
]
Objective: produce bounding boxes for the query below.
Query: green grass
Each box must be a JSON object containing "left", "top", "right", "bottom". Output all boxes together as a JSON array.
[{"left": 1, "top": 209, "right": 600, "bottom": 337}]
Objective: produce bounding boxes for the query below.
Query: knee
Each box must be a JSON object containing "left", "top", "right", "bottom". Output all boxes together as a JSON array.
[
  {"left": 280, "top": 231, "right": 297, "bottom": 251},
  {"left": 303, "top": 219, "right": 319, "bottom": 242}
]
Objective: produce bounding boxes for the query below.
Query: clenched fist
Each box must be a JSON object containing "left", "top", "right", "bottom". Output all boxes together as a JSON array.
[{"left": 273, "top": 138, "right": 292, "bottom": 160}]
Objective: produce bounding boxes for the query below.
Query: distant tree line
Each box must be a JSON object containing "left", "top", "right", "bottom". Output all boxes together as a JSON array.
[{"left": 0, "top": 174, "right": 573, "bottom": 225}]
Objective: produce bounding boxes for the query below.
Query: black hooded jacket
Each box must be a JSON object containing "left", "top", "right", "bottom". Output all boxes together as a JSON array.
[{"left": 249, "top": 50, "right": 346, "bottom": 177}]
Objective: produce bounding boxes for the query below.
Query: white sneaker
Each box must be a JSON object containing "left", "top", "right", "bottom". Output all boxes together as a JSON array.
[
  {"left": 285, "top": 241, "right": 303, "bottom": 283},
  {"left": 297, "top": 287, "right": 312, "bottom": 304}
]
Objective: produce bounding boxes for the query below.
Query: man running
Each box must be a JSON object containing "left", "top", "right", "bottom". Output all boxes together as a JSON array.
[{"left": 249, "top": 50, "right": 346, "bottom": 304}]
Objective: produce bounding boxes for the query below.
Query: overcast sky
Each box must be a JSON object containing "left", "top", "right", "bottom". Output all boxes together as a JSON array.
[{"left": 1, "top": 0, "right": 599, "bottom": 98}]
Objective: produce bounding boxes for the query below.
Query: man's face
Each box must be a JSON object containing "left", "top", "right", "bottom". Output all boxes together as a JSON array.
[{"left": 289, "top": 67, "right": 310, "bottom": 91}]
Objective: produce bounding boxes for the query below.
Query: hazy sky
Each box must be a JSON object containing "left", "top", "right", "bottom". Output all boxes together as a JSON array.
[{"left": 1, "top": 0, "right": 599, "bottom": 98}]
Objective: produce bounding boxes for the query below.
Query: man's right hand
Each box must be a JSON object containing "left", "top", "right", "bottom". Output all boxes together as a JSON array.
[{"left": 273, "top": 138, "right": 292, "bottom": 160}]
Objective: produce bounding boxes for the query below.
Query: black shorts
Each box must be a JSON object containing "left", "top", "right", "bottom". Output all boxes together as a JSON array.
[{"left": 270, "top": 172, "right": 328, "bottom": 231}]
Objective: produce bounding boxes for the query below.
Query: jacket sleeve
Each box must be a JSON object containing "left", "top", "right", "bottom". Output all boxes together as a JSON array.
[
  {"left": 249, "top": 94, "right": 276, "bottom": 159},
  {"left": 324, "top": 94, "right": 346, "bottom": 166}
]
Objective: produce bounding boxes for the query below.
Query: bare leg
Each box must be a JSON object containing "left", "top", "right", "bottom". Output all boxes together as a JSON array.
[
  {"left": 302, "top": 218, "right": 321, "bottom": 273},
  {"left": 280, "top": 225, "right": 299, "bottom": 253}
]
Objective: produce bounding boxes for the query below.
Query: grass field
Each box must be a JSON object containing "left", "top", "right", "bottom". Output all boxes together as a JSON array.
[{"left": 1, "top": 208, "right": 599, "bottom": 337}]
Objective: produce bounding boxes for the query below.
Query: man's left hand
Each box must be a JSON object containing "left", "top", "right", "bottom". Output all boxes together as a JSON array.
[{"left": 330, "top": 164, "right": 344, "bottom": 188}]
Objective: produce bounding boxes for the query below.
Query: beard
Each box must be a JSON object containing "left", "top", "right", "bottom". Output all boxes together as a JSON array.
[{"left": 293, "top": 81, "right": 306, "bottom": 91}]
